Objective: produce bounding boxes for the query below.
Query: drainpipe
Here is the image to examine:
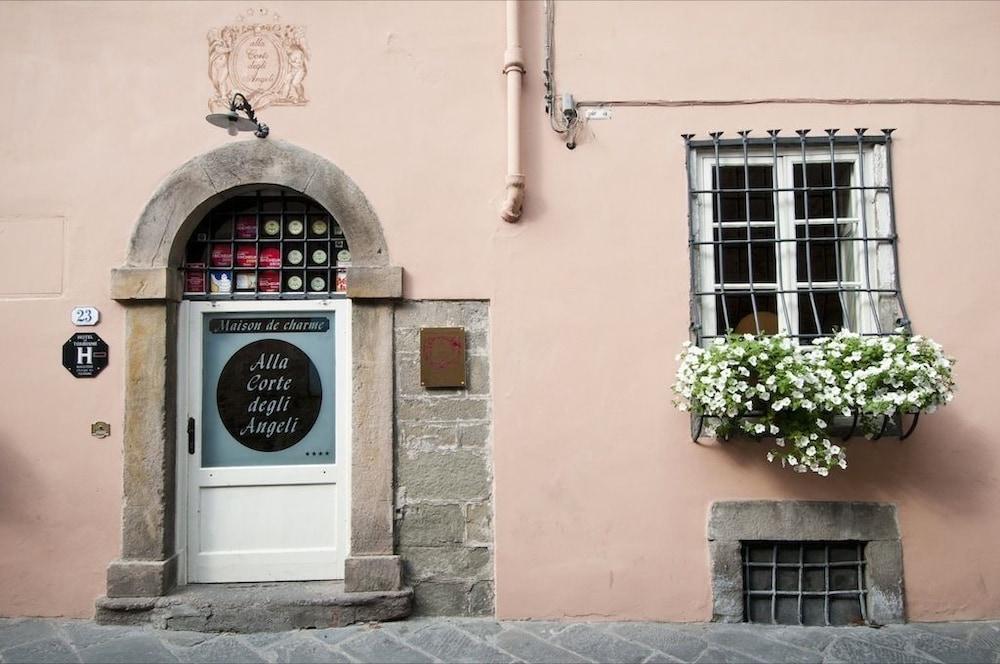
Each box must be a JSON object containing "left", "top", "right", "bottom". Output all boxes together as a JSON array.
[{"left": 500, "top": 0, "right": 525, "bottom": 223}]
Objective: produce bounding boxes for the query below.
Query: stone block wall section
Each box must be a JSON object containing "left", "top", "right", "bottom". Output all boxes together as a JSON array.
[{"left": 393, "top": 301, "right": 493, "bottom": 616}]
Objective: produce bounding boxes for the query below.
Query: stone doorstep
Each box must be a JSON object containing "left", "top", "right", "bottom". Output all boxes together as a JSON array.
[{"left": 94, "top": 581, "right": 413, "bottom": 633}]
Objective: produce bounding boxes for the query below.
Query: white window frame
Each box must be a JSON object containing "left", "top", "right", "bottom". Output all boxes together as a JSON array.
[{"left": 692, "top": 145, "right": 889, "bottom": 342}]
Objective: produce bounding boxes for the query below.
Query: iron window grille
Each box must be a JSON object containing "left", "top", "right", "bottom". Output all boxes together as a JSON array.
[
  {"left": 181, "top": 187, "right": 351, "bottom": 300},
  {"left": 683, "top": 130, "right": 910, "bottom": 346},
  {"left": 742, "top": 541, "right": 868, "bottom": 626}
]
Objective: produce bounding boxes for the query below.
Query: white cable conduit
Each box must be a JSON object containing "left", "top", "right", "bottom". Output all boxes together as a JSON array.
[{"left": 500, "top": 0, "right": 526, "bottom": 223}]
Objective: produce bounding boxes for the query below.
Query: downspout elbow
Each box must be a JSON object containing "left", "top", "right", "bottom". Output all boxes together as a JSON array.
[{"left": 500, "top": 174, "right": 525, "bottom": 224}]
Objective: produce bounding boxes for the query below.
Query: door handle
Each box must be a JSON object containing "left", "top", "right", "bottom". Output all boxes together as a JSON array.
[{"left": 187, "top": 417, "right": 196, "bottom": 455}]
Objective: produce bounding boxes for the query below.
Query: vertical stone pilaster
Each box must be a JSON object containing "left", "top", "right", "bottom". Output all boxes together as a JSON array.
[
  {"left": 106, "top": 297, "right": 179, "bottom": 598},
  {"left": 345, "top": 301, "right": 404, "bottom": 592},
  {"left": 349, "top": 302, "right": 396, "bottom": 556}
]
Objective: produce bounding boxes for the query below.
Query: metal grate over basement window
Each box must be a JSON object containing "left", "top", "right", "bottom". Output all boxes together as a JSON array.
[
  {"left": 181, "top": 187, "right": 351, "bottom": 300},
  {"left": 683, "top": 130, "right": 910, "bottom": 345},
  {"left": 742, "top": 541, "right": 868, "bottom": 626}
]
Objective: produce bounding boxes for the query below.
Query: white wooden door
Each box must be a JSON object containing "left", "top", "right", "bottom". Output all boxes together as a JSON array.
[{"left": 182, "top": 300, "right": 350, "bottom": 583}]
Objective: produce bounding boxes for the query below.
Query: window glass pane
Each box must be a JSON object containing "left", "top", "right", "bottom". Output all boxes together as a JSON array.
[
  {"left": 802, "top": 598, "right": 825, "bottom": 625},
  {"left": 712, "top": 166, "right": 774, "bottom": 222},
  {"left": 716, "top": 293, "right": 778, "bottom": 335},
  {"left": 748, "top": 598, "right": 772, "bottom": 623},
  {"left": 776, "top": 568, "right": 799, "bottom": 591},
  {"left": 829, "top": 544, "right": 862, "bottom": 563},
  {"left": 795, "top": 224, "right": 853, "bottom": 283},
  {"left": 749, "top": 567, "right": 772, "bottom": 591},
  {"left": 798, "top": 292, "right": 845, "bottom": 338},
  {"left": 830, "top": 567, "right": 859, "bottom": 591},
  {"left": 829, "top": 597, "right": 864, "bottom": 625},
  {"left": 794, "top": 162, "right": 853, "bottom": 219},
  {"left": 803, "top": 568, "right": 825, "bottom": 592},
  {"left": 714, "top": 227, "right": 777, "bottom": 284},
  {"left": 775, "top": 597, "right": 799, "bottom": 624}
]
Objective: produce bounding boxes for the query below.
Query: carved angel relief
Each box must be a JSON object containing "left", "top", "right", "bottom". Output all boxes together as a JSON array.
[{"left": 208, "top": 8, "right": 309, "bottom": 111}]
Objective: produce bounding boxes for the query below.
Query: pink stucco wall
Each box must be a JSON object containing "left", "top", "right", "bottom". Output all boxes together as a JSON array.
[{"left": 1, "top": 1, "right": 998, "bottom": 620}]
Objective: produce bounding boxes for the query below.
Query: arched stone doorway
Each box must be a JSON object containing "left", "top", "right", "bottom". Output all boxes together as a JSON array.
[{"left": 99, "top": 140, "right": 407, "bottom": 627}]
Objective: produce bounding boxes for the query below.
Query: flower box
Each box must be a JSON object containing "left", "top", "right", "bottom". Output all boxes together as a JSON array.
[{"left": 673, "top": 331, "right": 955, "bottom": 476}]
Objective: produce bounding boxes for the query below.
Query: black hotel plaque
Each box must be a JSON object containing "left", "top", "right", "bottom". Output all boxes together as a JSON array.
[{"left": 62, "top": 333, "right": 109, "bottom": 378}]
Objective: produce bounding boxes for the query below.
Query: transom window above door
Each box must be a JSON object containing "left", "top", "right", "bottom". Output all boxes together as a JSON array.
[
  {"left": 182, "top": 188, "right": 351, "bottom": 299},
  {"left": 684, "top": 130, "right": 909, "bottom": 344}
]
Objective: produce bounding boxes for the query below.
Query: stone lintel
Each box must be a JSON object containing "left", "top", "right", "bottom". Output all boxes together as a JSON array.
[
  {"left": 111, "top": 267, "right": 181, "bottom": 302},
  {"left": 709, "top": 500, "right": 900, "bottom": 542},
  {"left": 347, "top": 266, "right": 403, "bottom": 300},
  {"left": 345, "top": 555, "right": 404, "bottom": 593},
  {"left": 106, "top": 556, "right": 178, "bottom": 598}
]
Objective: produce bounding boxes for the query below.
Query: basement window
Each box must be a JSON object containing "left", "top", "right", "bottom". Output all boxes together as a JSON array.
[{"left": 743, "top": 541, "right": 867, "bottom": 626}]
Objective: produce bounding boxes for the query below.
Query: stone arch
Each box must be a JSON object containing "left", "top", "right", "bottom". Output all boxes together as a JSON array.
[
  {"left": 101, "top": 140, "right": 406, "bottom": 620},
  {"left": 124, "top": 139, "right": 389, "bottom": 270}
]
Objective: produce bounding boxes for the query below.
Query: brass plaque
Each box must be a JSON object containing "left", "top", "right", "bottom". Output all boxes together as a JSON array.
[{"left": 420, "top": 327, "right": 466, "bottom": 388}]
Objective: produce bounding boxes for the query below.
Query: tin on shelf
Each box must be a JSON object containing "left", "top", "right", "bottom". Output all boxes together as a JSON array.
[
  {"left": 235, "top": 272, "right": 257, "bottom": 291},
  {"left": 184, "top": 270, "right": 206, "bottom": 294},
  {"left": 210, "top": 244, "right": 233, "bottom": 268},
  {"left": 262, "top": 218, "right": 281, "bottom": 238},
  {"left": 259, "top": 270, "right": 281, "bottom": 293},
  {"left": 210, "top": 271, "right": 233, "bottom": 294},
  {"left": 235, "top": 245, "right": 257, "bottom": 268},
  {"left": 260, "top": 245, "right": 281, "bottom": 268},
  {"left": 235, "top": 215, "right": 257, "bottom": 239}
]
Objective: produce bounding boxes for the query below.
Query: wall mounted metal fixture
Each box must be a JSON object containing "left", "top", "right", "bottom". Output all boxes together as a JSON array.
[
  {"left": 206, "top": 93, "right": 270, "bottom": 138},
  {"left": 543, "top": 0, "right": 578, "bottom": 150}
]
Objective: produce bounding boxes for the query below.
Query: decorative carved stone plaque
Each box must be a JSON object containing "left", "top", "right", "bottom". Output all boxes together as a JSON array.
[{"left": 208, "top": 8, "right": 309, "bottom": 111}]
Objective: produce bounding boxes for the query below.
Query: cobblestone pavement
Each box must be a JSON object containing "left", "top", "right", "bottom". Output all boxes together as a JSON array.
[{"left": 1, "top": 618, "right": 998, "bottom": 663}]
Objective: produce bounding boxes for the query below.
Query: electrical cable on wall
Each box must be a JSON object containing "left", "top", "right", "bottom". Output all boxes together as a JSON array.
[
  {"left": 544, "top": 0, "right": 580, "bottom": 149},
  {"left": 544, "top": 1, "right": 1000, "bottom": 150}
]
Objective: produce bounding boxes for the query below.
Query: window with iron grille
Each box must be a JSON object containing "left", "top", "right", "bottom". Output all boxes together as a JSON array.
[
  {"left": 181, "top": 187, "right": 351, "bottom": 300},
  {"left": 742, "top": 541, "right": 868, "bottom": 626},
  {"left": 683, "top": 130, "right": 909, "bottom": 345}
]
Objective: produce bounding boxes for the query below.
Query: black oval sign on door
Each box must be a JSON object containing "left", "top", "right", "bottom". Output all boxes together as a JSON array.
[{"left": 216, "top": 339, "right": 322, "bottom": 452}]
